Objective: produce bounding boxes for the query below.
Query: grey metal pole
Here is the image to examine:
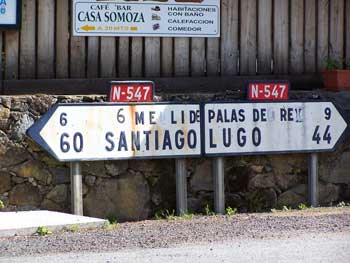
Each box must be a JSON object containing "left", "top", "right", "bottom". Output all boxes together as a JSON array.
[
  {"left": 308, "top": 153, "right": 318, "bottom": 207},
  {"left": 70, "top": 162, "right": 83, "bottom": 215},
  {"left": 175, "top": 159, "right": 188, "bottom": 216},
  {"left": 213, "top": 157, "right": 225, "bottom": 214}
]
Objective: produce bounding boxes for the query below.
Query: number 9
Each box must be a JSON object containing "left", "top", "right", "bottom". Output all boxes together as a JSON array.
[{"left": 324, "top": 107, "right": 331, "bottom": 120}]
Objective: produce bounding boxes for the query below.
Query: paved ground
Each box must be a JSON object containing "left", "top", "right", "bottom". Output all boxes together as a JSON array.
[
  {"left": 2, "top": 232, "right": 350, "bottom": 263},
  {"left": 1, "top": 208, "right": 350, "bottom": 262},
  {"left": 0, "top": 211, "right": 107, "bottom": 237}
]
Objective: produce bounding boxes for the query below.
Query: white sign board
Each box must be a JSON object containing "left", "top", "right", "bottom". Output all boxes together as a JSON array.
[
  {"left": 72, "top": 0, "right": 220, "bottom": 37},
  {"left": 27, "top": 103, "right": 201, "bottom": 161},
  {"left": 204, "top": 102, "right": 348, "bottom": 155},
  {"left": 0, "top": 0, "right": 19, "bottom": 28}
]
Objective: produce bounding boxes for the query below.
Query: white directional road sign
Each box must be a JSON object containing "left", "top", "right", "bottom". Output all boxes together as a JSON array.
[
  {"left": 204, "top": 101, "right": 349, "bottom": 155},
  {"left": 27, "top": 103, "right": 201, "bottom": 161}
]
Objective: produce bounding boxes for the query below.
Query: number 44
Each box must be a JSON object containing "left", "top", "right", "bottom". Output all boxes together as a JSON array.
[{"left": 312, "top": 125, "right": 331, "bottom": 144}]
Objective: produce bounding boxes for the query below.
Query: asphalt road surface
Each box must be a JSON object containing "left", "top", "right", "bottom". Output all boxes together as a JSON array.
[
  {"left": 2, "top": 232, "right": 350, "bottom": 263},
  {"left": 1, "top": 208, "right": 350, "bottom": 262}
]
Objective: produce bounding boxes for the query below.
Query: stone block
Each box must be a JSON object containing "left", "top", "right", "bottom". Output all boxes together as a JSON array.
[
  {"left": 50, "top": 167, "right": 70, "bottom": 184},
  {"left": 190, "top": 160, "right": 213, "bottom": 192},
  {"left": 9, "top": 183, "right": 42, "bottom": 207},
  {"left": 46, "top": 185, "right": 68, "bottom": 205},
  {"left": 82, "top": 161, "right": 108, "bottom": 177},
  {"left": 84, "top": 175, "right": 96, "bottom": 186},
  {"left": 13, "top": 160, "right": 51, "bottom": 185},
  {"left": 248, "top": 173, "right": 275, "bottom": 189},
  {"left": 321, "top": 151, "right": 350, "bottom": 184},
  {"left": 0, "top": 172, "right": 11, "bottom": 194},
  {"left": 10, "top": 113, "right": 34, "bottom": 142},
  {"left": 105, "top": 161, "right": 128, "bottom": 176},
  {"left": 84, "top": 172, "right": 150, "bottom": 221},
  {"left": 277, "top": 183, "right": 340, "bottom": 208}
]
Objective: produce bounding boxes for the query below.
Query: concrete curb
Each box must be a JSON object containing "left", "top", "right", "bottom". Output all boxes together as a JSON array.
[{"left": 0, "top": 211, "right": 108, "bottom": 237}]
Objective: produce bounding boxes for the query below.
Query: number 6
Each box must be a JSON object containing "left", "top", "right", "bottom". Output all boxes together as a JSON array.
[{"left": 60, "top": 113, "right": 67, "bottom": 126}]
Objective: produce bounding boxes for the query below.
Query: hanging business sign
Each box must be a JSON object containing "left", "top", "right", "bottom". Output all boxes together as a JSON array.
[
  {"left": 203, "top": 101, "right": 349, "bottom": 156},
  {"left": 27, "top": 103, "right": 202, "bottom": 161},
  {"left": 72, "top": 0, "right": 220, "bottom": 37},
  {"left": 0, "top": 0, "right": 21, "bottom": 28}
]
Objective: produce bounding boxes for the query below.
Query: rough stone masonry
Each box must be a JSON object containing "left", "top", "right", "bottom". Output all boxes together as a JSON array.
[{"left": 0, "top": 94, "right": 349, "bottom": 221}]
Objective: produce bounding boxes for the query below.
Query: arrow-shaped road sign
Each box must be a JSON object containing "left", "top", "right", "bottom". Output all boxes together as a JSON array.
[
  {"left": 203, "top": 101, "right": 349, "bottom": 156},
  {"left": 27, "top": 101, "right": 349, "bottom": 162},
  {"left": 27, "top": 103, "right": 202, "bottom": 162}
]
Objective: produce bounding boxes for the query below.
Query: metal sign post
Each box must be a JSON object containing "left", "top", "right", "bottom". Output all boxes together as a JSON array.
[
  {"left": 308, "top": 153, "right": 319, "bottom": 207},
  {"left": 213, "top": 157, "right": 225, "bottom": 214},
  {"left": 175, "top": 159, "right": 188, "bottom": 216},
  {"left": 70, "top": 162, "right": 83, "bottom": 215}
]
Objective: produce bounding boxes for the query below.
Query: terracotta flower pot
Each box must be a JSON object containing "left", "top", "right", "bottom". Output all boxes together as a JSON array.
[{"left": 322, "top": 70, "right": 350, "bottom": 91}]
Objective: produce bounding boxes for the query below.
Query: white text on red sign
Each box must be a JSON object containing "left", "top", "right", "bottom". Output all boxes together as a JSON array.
[
  {"left": 248, "top": 82, "right": 289, "bottom": 100},
  {"left": 110, "top": 83, "right": 153, "bottom": 102}
]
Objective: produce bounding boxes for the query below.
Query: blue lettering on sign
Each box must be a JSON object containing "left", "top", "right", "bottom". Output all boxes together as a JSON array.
[
  {"left": 154, "top": 130, "right": 159, "bottom": 150},
  {"left": 209, "top": 129, "right": 217, "bottom": 148},
  {"left": 175, "top": 130, "right": 185, "bottom": 149},
  {"left": 149, "top": 111, "right": 156, "bottom": 125},
  {"left": 223, "top": 128, "right": 231, "bottom": 147},
  {"left": 131, "top": 131, "right": 140, "bottom": 151},
  {"left": 135, "top": 111, "right": 144, "bottom": 125},
  {"left": 253, "top": 109, "right": 267, "bottom": 122},
  {"left": 103, "top": 128, "right": 199, "bottom": 154},
  {"left": 189, "top": 110, "right": 200, "bottom": 123},
  {"left": 208, "top": 110, "right": 215, "bottom": 123},
  {"left": 143, "top": 130, "right": 151, "bottom": 150},
  {"left": 105, "top": 132, "right": 114, "bottom": 151},
  {"left": 118, "top": 131, "right": 128, "bottom": 151},
  {"left": 162, "top": 130, "right": 172, "bottom": 150},
  {"left": 171, "top": 111, "right": 177, "bottom": 124},
  {"left": 237, "top": 128, "right": 246, "bottom": 147},
  {"left": 188, "top": 130, "right": 197, "bottom": 149}
]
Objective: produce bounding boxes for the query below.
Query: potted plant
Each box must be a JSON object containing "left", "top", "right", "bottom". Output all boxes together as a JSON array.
[{"left": 322, "top": 60, "right": 350, "bottom": 91}]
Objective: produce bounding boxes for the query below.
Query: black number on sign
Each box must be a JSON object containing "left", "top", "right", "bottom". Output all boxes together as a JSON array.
[
  {"left": 73, "top": 133, "right": 83, "bottom": 152},
  {"left": 117, "top": 108, "right": 125, "bottom": 124},
  {"left": 312, "top": 125, "right": 331, "bottom": 144},
  {"left": 312, "top": 126, "right": 321, "bottom": 144},
  {"left": 60, "top": 113, "right": 67, "bottom": 126},
  {"left": 60, "top": 133, "right": 84, "bottom": 153},
  {"left": 323, "top": 125, "right": 332, "bottom": 144},
  {"left": 324, "top": 107, "right": 331, "bottom": 120},
  {"left": 60, "top": 133, "right": 70, "bottom": 152}
]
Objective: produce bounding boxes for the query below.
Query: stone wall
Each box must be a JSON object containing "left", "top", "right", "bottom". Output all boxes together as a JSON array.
[{"left": 0, "top": 95, "right": 349, "bottom": 221}]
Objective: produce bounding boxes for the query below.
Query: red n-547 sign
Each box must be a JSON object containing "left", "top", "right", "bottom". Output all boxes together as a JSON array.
[
  {"left": 248, "top": 81, "right": 289, "bottom": 100},
  {"left": 109, "top": 81, "right": 154, "bottom": 102}
]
